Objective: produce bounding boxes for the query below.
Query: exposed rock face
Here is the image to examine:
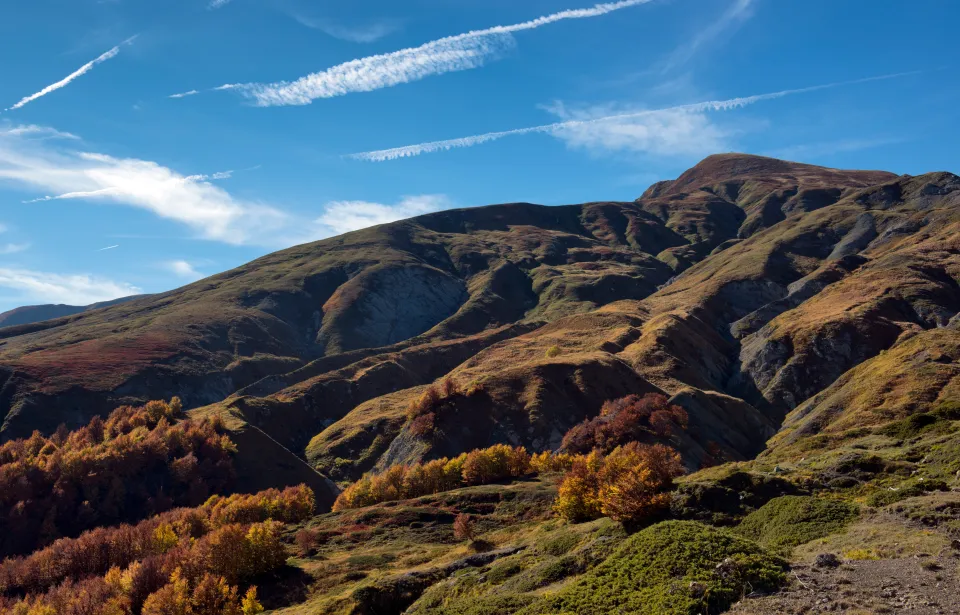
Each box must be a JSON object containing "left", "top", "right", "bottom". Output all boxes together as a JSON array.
[
  {"left": 0, "top": 153, "right": 957, "bottom": 512},
  {"left": 316, "top": 265, "right": 469, "bottom": 354}
]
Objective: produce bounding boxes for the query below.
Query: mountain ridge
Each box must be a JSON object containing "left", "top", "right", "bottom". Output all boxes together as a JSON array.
[
  {"left": 0, "top": 153, "right": 956, "bottom": 509},
  {"left": 0, "top": 294, "right": 147, "bottom": 329}
]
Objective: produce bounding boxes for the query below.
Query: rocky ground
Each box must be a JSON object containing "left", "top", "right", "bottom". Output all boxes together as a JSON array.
[{"left": 733, "top": 548, "right": 960, "bottom": 614}]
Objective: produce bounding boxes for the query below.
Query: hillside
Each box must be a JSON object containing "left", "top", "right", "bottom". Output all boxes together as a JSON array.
[
  {"left": 1, "top": 152, "right": 959, "bottom": 615},
  {"left": 1, "top": 154, "right": 957, "bottom": 477},
  {"left": 0, "top": 295, "right": 145, "bottom": 329}
]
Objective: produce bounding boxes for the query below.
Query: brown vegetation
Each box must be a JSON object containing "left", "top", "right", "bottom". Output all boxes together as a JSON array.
[
  {"left": 561, "top": 394, "right": 689, "bottom": 454},
  {"left": 332, "top": 444, "right": 533, "bottom": 510},
  {"left": 0, "top": 399, "right": 235, "bottom": 558},
  {"left": 554, "top": 443, "right": 684, "bottom": 524}
]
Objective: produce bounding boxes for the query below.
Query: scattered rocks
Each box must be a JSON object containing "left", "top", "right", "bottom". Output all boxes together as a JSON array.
[{"left": 814, "top": 553, "right": 842, "bottom": 569}]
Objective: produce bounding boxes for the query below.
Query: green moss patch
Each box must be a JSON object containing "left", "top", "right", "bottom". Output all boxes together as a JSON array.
[
  {"left": 736, "top": 495, "right": 859, "bottom": 551},
  {"left": 520, "top": 521, "right": 787, "bottom": 615}
]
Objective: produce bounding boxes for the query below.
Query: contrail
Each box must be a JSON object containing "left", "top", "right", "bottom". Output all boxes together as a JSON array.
[
  {"left": 213, "top": 0, "right": 654, "bottom": 107},
  {"left": 6, "top": 36, "right": 137, "bottom": 111},
  {"left": 98, "top": 245, "right": 120, "bottom": 251},
  {"left": 348, "top": 71, "right": 923, "bottom": 162}
]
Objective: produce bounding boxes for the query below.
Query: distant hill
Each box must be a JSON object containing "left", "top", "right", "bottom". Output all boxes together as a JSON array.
[{"left": 0, "top": 295, "right": 146, "bottom": 329}]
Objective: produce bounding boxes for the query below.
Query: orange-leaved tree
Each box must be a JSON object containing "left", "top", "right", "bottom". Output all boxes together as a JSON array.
[{"left": 554, "top": 443, "right": 684, "bottom": 525}]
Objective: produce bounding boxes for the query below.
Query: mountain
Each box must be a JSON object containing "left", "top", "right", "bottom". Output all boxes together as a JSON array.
[
  {"left": 0, "top": 154, "right": 956, "bottom": 477},
  {"left": 2, "top": 153, "right": 959, "bottom": 615},
  {"left": 0, "top": 295, "right": 146, "bottom": 329}
]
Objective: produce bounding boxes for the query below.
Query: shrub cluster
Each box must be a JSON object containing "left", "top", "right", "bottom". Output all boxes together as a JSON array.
[
  {"left": 529, "top": 451, "right": 579, "bottom": 474},
  {"left": 0, "top": 485, "right": 313, "bottom": 597},
  {"left": 561, "top": 394, "right": 689, "bottom": 454},
  {"left": 0, "top": 399, "right": 236, "bottom": 558},
  {"left": 333, "top": 444, "right": 533, "bottom": 511},
  {"left": 735, "top": 495, "right": 859, "bottom": 552},
  {"left": 554, "top": 443, "right": 684, "bottom": 524},
  {"left": 525, "top": 521, "right": 787, "bottom": 615},
  {"left": 0, "top": 485, "right": 314, "bottom": 615},
  {"left": 404, "top": 378, "right": 485, "bottom": 439}
]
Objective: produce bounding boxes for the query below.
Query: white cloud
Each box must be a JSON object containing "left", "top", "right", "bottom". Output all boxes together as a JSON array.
[
  {"left": 5, "top": 36, "right": 136, "bottom": 111},
  {"left": 168, "top": 90, "right": 199, "bottom": 99},
  {"left": 294, "top": 16, "right": 401, "bottom": 43},
  {"left": 315, "top": 194, "right": 452, "bottom": 235},
  {"left": 0, "top": 125, "right": 79, "bottom": 140},
  {"left": 220, "top": 34, "right": 514, "bottom": 106},
  {"left": 0, "top": 243, "right": 29, "bottom": 255},
  {"left": 209, "top": 0, "right": 232, "bottom": 9},
  {"left": 0, "top": 268, "right": 140, "bottom": 305},
  {"left": 0, "top": 222, "right": 28, "bottom": 254},
  {"left": 541, "top": 101, "right": 729, "bottom": 157},
  {"left": 0, "top": 129, "right": 286, "bottom": 245},
  {"left": 218, "top": 0, "right": 653, "bottom": 106},
  {"left": 348, "top": 71, "right": 921, "bottom": 161},
  {"left": 164, "top": 259, "right": 204, "bottom": 280},
  {"left": 660, "top": 0, "right": 756, "bottom": 73}
]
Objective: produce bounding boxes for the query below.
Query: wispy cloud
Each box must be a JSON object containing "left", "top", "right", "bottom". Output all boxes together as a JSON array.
[
  {"left": 1, "top": 128, "right": 286, "bottom": 245},
  {"left": 0, "top": 223, "right": 29, "bottom": 255},
  {"left": 660, "top": 0, "right": 756, "bottom": 73},
  {"left": 168, "top": 90, "right": 199, "bottom": 99},
  {"left": 212, "top": 0, "right": 654, "bottom": 106},
  {"left": 209, "top": 0, "right": 232, "bottom": 9},
  {"left": 315, "top": 194, "right": 452, "bottom": 235},
  {"left": 5, "top": 36, "right": 137, "bottom": 111},
  {"left": 540, "top": 101, "right": 730, "bottom": 157},
  {"left": 765, "top": 137, "right": 905, "bottom": 162},
  {"left": 98, "top": 245, "right": 120, "bottom": 251},
  {"left": 348, "top": 72, "right": 921, "bottom": 161},
  {"left": 0, "top": 243, "right": 30, "bottom": 255},
  {"left": 0, "top": 125, "right": 79, "bottom": 140},
  {"left": 294, "top": 15, "right": 401, "bottom": 43},
  {"left": 24, "top": 188, "right": 123, "bottom": 203},
  {"left": 0, "top": 268, "right": 140, "bottom": 305},
  {"left": 164, "top": 259, "right": 204, "bottom": 281}
]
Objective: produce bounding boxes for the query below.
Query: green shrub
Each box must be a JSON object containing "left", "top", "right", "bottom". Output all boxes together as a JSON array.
[
  {"left": 511, "top": 556, "right": 582, "bottom": 592},
  {"left": 866, "top": 479, "right": 950, "bottom": 507},
  {"left": 541, "top": 530, "right": 580, "bottom": 556},
  {"left": 347, "top": 553, "right": 397, "bottom": 569},
  {"left": 487, "top": 558, "right": 524, "bottom": 584},
  {"left": 880, "top": 413, "right": 942, "bottom": 440},
  {"left": 736, "top": 496, "right": 859, "bottom": 551},
  {"left": 519, "top": 521, "right": 786, "bottom": 615}
]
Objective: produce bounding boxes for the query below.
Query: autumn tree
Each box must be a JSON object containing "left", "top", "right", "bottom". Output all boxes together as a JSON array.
[
  {"left": 554, "top": 443, "right": 685, "bottom": 525},
  {"left": 453, "top": 513, "right": 475, "bottom": 542},
  {"left": 561, "top": 393, "right": 690, "bottom": 454}
]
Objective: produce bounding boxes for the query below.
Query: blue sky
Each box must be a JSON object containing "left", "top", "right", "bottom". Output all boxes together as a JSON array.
[{"left": 0, "top": 0, "right": 956, "bottom": 311}]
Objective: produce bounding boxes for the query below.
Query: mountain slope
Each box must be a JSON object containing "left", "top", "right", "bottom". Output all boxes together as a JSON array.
[
  {"left": 0, "top": 295, "right": 145, "bottom": 329},
  {"left": 0, "top": 154, "right": 956, "bottom": 512}
]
